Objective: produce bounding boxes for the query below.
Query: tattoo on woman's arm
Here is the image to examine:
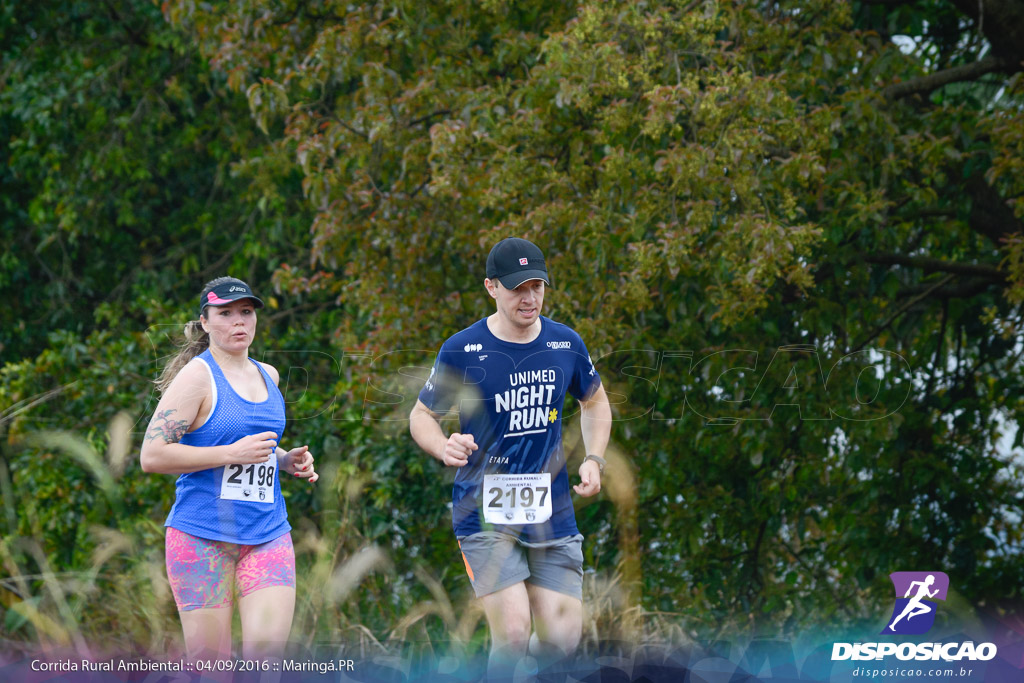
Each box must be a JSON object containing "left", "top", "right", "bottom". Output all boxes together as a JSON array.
[{"left": 145, "top": 409, "right": 191, "bottom": 444}]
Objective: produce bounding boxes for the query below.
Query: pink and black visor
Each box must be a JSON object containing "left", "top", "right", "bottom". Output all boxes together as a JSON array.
[{"left": 198, "top": 278, "right": 265, "bottom": 317}]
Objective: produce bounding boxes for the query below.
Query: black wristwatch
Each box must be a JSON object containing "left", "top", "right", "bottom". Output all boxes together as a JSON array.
[{"left": 582, "top": 454, "right": 606, "bottom": 474}]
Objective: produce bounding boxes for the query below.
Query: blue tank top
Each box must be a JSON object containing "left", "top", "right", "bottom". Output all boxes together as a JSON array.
[{"left": 165, "top": 349, "right": 290, "bottom": 544}]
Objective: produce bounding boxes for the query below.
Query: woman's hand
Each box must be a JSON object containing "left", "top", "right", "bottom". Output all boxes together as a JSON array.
[
  {"left": 279, "top": 445, "right": 318, "bottom": 483},
  {"left": 229, "top": 431, "right": 279, "bottom": 464}
]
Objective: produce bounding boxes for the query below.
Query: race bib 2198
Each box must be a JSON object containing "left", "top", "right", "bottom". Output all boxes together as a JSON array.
[{"left": 220, "top": 457, "right": 276, "bottom": 504}]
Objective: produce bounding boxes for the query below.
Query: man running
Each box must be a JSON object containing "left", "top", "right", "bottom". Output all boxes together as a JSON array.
[{"left": 410, "top": 237, "right": 612, "bottom": 677}]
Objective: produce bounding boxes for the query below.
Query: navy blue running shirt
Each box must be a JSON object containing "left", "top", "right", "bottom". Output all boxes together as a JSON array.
[{"left": 418, "top": 316, "right": 602, "bottom": 542}]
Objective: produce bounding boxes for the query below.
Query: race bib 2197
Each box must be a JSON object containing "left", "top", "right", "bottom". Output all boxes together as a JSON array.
[{"left": 483, "top": 472, "right": 552, "bottom": 525}]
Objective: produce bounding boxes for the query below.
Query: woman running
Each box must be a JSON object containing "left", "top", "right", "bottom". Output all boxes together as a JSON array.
[{"left": 141, "top": 276, "right": 318, "bottom": 662}]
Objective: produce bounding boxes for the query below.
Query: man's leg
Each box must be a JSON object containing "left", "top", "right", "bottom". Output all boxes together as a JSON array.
[
  {"left": 521, "top": 534, "right": 585, "bottom": 667},
  {"left": 527, "top": 583, "right": 583, "bottom": 664},
  {"left": 480, "top": 581, "right": 533, "bottom": 678}
]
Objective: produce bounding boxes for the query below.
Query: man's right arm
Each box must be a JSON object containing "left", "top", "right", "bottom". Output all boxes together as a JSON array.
[{"left": 409, "top": 399, "right": 476, "bottom": 467}]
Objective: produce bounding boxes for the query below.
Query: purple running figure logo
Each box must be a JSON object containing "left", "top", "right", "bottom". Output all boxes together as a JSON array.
[{"left": 882, "top": 571, "right": 949, "bottom": 635}]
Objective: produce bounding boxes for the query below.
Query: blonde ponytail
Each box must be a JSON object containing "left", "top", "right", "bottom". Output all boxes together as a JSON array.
[{"left": 155, "top": 319, "right": 209, "bottom": 393}]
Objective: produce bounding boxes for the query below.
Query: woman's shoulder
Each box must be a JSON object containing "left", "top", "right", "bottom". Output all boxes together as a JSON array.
[
  {"left": 174, "top": 356, "right": 212, "bottom": 383},
  {"left": 159, "top": 356, "right": 213, "bottom": 405},
  {"left": 255, "top": 360, "right": 280, "bottom": 386}
]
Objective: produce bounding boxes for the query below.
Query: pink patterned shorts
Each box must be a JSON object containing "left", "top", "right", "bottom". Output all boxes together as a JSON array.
[{"left": 165, "top": 527, "right": 295, "bottom": 611}]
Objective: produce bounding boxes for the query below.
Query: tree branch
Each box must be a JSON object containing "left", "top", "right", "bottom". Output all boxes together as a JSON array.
[
  {"left": 899, "top": 277, "right": 1001, "bottom": 299},
  {"left": 406, "top": 109, "right": 452, "bottom": 129},
  {"left": 924, "top": 298, "right": 947, "bottom": 397},
  {"left": 850, "top": 274, "right": 955, "bottom": 353},
  {"left": 966, "top": 171, "right": 1024, "bottom": 245},
  {"left": 863, "top": 253, "right": 1005, "bottom": 280},
  {"left": 331, "top": 115, "right": 369, "bottom": 141},
  {"left": 884, "top": 55, "right": 1013, "bottom": 100}
]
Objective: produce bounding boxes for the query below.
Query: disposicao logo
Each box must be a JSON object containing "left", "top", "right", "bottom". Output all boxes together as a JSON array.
[
  {"left": 831, "top": 571, "right": 997, "bottom": 662},
  {"left": 883, "top": 571, "right": 948, "bottom": 635}
]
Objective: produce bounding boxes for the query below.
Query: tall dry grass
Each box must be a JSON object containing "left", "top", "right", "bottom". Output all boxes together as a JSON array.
[{"left": 1, "top": 415, "right": 691, "bottom": 668}]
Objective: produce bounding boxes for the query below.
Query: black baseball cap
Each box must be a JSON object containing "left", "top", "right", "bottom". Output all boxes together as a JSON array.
[
  {"left": 486, "top": 237, "right": 550, "bottom": 289},
  {"left": 199, "top": 277, "right": 265, "bottom": 317}
]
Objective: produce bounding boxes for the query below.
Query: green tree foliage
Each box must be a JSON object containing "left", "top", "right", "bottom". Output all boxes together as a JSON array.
[
  {"left": 0, "top": 0, "right": 338, "bottom": 648},
  {"left": 0, "top": 0, "right": 310, "bottom": 361},
  {"left": 3, "top": 0, "right": 1024, "bottom": 652},
  {"left": 162, "top": 0, "right": 1024, "bottom": 631}
]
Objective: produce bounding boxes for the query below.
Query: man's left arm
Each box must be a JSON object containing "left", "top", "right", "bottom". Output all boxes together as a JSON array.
[{"left": 574, "top": 383, "right": 611, "bottom": 497}]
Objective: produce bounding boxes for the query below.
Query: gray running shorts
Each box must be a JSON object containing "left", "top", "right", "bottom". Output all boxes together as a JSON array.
[{"left": 457, "top": 531, "right": 584, "bottom": 599}]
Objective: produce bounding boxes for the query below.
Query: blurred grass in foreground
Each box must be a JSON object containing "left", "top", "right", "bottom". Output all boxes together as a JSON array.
[{"left": 0, "top": 418, "right": 688, "bottom": 664}]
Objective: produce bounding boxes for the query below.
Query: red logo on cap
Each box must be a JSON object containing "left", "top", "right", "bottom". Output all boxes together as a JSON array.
[{"left": 519, "top": 258, "right": 528, "bottom": 265}]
